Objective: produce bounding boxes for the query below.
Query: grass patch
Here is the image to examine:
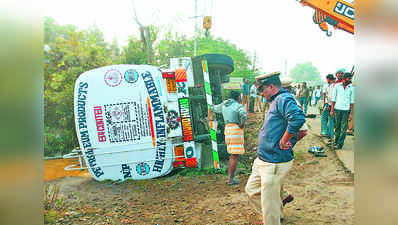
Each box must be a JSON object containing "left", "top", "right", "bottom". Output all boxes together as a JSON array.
[
  {"left": 44, "top": 209, "right": 60, "bottom": 224},
  {"left": 175, "top": 168, "right": 227, "bottom": 176},
  {"left": 294, "top": 150, "right": 305, "bottom": 162},
  {"left": 44, "top": 183, "right": 64, "bottom": 224}
]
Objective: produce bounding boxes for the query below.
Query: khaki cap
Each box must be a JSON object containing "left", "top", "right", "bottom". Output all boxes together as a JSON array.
[
  {"left": 281, "top": 77, "right": 293, "bottom": 88},
  {"left": 255, "top": 71, "right": 281, "bottom": 81}
]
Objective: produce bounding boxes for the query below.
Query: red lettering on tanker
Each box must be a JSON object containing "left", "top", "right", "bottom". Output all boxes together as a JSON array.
[{"left": 94, "top": 106, "right": 107, "bottom": 142}]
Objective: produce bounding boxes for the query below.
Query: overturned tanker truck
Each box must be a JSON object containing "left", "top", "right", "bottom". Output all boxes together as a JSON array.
[{"left": 63, "top": 54, "right": 234, "bottom": 181}]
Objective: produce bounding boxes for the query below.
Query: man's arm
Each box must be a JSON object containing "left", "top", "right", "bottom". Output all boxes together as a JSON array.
[
  {"left": 330, "top": 85, "right": 337, "bottom": 117},
  {"left": 330, "top": 101, "right": 336, "bottom": 117},
  {"left": 209, "top": 102, "right": 223, "bottom": 115},
  {"left": 238, "top": 105, "right": 247, "bottom": 128},
  {"left": 349, "top": 104, "right": 354, "bottom": 120},
  {"left": 279, "top": 96, "right": 306, "bottom": 149},
  {"left": 349, "top": 86, "right": 354, "bottom": 120}
]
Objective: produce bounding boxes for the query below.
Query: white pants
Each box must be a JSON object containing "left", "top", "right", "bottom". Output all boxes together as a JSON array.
[
  {"left": 245, "top": 158, "right": 293, "bottom": 225},
  {"left": 254, "top": 96, "right": 262, "bottom": 112}
]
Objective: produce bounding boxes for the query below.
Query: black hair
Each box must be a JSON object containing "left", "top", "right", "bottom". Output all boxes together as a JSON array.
[
  {"left": 343, "top": 72, "right": 353, "bottom": 79},
  {"left": 326, "top": 74, "right": 335, "bottom": 80},
  {"left": 229, "top": 90, "right": 241, "bottom": 101}
]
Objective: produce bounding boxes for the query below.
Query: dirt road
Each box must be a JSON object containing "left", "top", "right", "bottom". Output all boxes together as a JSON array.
[{"left": 45, "top": 112, "right": 354, "bottom": 225}]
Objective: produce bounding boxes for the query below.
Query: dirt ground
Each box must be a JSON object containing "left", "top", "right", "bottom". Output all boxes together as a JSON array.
[{"left": 45, "top": 112, "right": 354, "bottom": 225}]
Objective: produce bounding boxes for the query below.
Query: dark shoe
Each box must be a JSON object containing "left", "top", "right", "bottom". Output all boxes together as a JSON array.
[
  {"left": 282, "top": 194, "right": 294, "bottom": 207},
  {"left": 315, "top": 152, "right": 328, "bottom": 157},
  {"left": 227, "top": 178, "right": 240, "bottom": 185}
]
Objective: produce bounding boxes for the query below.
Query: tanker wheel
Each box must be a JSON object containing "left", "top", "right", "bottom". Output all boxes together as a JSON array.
[{"left": 195, "top": 54, "right": 234, "bottom": 83}]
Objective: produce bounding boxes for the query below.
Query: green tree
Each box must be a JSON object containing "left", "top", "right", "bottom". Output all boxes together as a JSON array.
[
  {"left": 44, "top": 18, "right": 114, "bottom": 156},
  {"left": 107, "top": 38, "right": 121, "bottom": 64},
  {"left": 290, "top": 62, "right": 322, "bottom": 86},
  {"left": 155, "top": 30, "right": 192, "bottom": 66},
  {"left": 44, "top": 17, "right": 77, "bottom": 44},
  {"left": 121, "top": 25, "right": 159, "bottom": 65},
  {"left": 120, "top": 35, "right": 147, "bottom": 65},
  {"left": 196, "top": 35, "right": 254, "bottom": 80}
]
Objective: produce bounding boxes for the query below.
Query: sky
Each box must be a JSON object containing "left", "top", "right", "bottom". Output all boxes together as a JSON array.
[{"left": 43, "top": 0, "right": 355, "bottom": 78}]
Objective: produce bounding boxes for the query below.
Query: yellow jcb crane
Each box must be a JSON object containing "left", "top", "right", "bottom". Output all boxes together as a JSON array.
[{"left": 297, "top": 0, "right": 354, "bottom": 36}]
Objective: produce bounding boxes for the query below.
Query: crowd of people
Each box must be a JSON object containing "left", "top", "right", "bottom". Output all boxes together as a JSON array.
[
  {"left": 292, "top": 68, "right": 355, "bottom": 150},
  {"left": 241, "top": 78, "right": 270, "bottom": 113},
  {"left": 209, "top": 68, "right": 355, "bottom": 225}
]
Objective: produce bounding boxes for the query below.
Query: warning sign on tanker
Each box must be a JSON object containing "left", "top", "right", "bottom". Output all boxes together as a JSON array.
[{"left": 104, "top": 102, "right": 151, "bottom": 143}]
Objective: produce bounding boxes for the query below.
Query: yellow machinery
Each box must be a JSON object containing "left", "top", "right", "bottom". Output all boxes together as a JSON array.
[{"left": 297, "top": 0, "right": 354, "bottom": 36}]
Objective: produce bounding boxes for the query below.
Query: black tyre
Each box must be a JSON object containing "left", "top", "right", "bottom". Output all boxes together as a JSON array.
[{"left": 195, "top": 54, "right": 234, "bottom": 75}]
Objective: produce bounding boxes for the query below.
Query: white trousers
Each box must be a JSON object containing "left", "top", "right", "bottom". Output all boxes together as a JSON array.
[{"left": 245, "top": 158, "right": 293, "bottom": 225}]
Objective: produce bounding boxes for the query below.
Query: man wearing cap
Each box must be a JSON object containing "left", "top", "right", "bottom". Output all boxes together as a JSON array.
[
  {"left": 209, "top": 90, "right": 247, "bottom": 185},
  {"left": 330, "top": 72, "right": 354, "bottom": 149},
  {"left": 333, "top": 68, "right": 345, "bottom": 87},
  {"left": 245, "top": 72, "right": 305, "bottom": 225},
  {"left": 320, "top": 74, "right": 336, "bottom": 140}
]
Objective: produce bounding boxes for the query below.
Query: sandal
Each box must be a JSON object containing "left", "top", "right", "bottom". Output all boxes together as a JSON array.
[{"left": 308, "top": 146, "right": 324, "bottom": 154}]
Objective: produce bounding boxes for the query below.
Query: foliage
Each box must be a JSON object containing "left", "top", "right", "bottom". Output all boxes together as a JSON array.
[
  {"left": 155, "top": 31, "right": 192, "bottom": 66},
  {"left": 44, "top": 183, "right": 63, "bottom": 224},
  {"left": 44, "top": 17, "right": 115, "bottom": 155},
  {"left": 196, "top": 34, "right": 256, "bottom": 81},
  {"left": 120, "top": 25, "right": 159, "bottom": 65},
  {"left": 289, "top": 62, "right": 322, "bottom": 86},
  {"left": 294, "top": 150, "right": 305, "bottom": 162}
]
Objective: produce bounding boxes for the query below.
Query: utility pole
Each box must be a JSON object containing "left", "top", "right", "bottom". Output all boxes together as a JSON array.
[
  {"left": 252, "top": 51, "right": 257, "bottom": 79},
  {"left": 284, "top": 59, "right": 287, "bottom": 77}
]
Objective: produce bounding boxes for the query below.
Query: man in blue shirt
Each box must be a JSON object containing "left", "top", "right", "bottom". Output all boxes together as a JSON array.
[{"left": 245, "top": 72, "right": 306, "bottom": 225}]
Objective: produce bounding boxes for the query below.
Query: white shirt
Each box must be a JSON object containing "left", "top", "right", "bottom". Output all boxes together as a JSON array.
[
  {"left": 295, "top": 88, "right": 300, "bottom": 97},
  {"left": 250, "top": 85, "right": 257, "bottom": 98},
  {"left": 314, "top": 89, "right": 321, "bottom": 98},
  {"left": 323, "top": 83, "right": 334, "bottom": 104},
  {"left": 322, "top": 83, "right": 328, "bottom": 94},
  {"left": 332, "top": 83, "right": 354, "bottom": 110}
]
